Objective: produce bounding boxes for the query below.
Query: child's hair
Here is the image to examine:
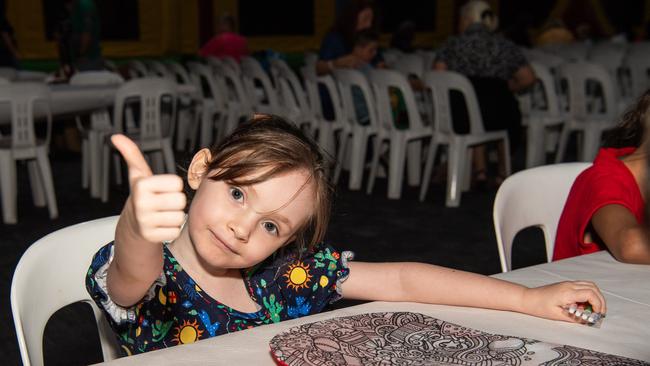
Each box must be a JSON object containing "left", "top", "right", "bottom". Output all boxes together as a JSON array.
[
  {"left": 603, "top": 89, "right": 650, "bottom": 148},
  {"left": 353, "top": 29, "right": 379, "bottom": 48},
  {"left": 204, "top": 114, "right": 333, "bottom": 252}
]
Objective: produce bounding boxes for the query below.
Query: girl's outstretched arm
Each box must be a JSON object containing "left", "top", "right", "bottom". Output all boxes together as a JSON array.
[
  {"left": 107, "top": 135, "right": 187, "bottom": 307},
  {"left": 341, "top": 261, "right": 606, "bottom": 322}
]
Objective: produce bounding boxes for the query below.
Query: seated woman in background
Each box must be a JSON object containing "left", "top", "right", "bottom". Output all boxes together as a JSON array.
[
  {"left": 434, "top": 0, "right": 536, "bottom": 188},
  {"left": 554, "top": 91, "right": 650, "bottom": 264},
  {"left": 199, "top": 14, "right": 248, "bottom": 62}
]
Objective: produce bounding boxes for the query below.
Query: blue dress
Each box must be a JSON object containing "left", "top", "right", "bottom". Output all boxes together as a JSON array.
[{"left": 86, "top": 242, "right": 352, "bottom": 355}]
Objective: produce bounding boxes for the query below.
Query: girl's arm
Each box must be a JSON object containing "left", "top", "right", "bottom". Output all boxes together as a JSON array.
[
  {"left": 591, "top": 204, "right": 650, "bottom": 264},
  {"left": 342, "top": 261, "right": 606, "bottom": 322},
  {"left": 107, "top": 135, "right": 186, "bottom": 307}
]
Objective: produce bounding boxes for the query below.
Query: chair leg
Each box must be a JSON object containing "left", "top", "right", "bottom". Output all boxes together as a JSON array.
[
  {"left": 27, "top": 160, "right": 46, "bottom": 207},
  {"left": 35, "top": 150, "right": 58, "bottom": 219},
  {"left": 406, "top": 140, "right": 421, "bottom": 187},
  {"left": 526, "top": 121, "right": 543, "bottom": 168},
  {"left": 113, "top": 154, "right": 122, "bottom": 186},
  {"left": 419, "top": 139, "right": 439, "bottom": 202},
  {"left": 581, "top": 128, "right": 601, "bottom": 162},
  {"left": 502, "top": 137, "right": 512, "bottom": 177},
  {"left": 89, "top": 132, "right": 103, "bottom": 199},
  {"left": 200, "top": 108, "right": 214, "bottom": 148},
  {"left": 387, "top": 135, "right": 407, "bottom": 200},
  {"left": 151, "top": 151, "right": 165, "bottom": 174},
  {"left": 162, "top": 140, "right": 176, "bottom": 174},
  {"left": 555, "top": 124, "right": 571, "bottom": 163},
  {"left": 366, "top": 136, "right": 382, "bottom": 195},
  {"left": 348, "top": 130, "right": 370, "bottom": 191},
  {"left": 0, "top": 154, "right": 17, "bottom": 223},
  {"left": 175, "top": 109, "right": 189, "bottom": 151},
  {"left": 81, "top": 139, "right": 89, "bottom": 189},
  {"left": 101, "top": 144, "right": 110, "bottom": 203},
  {"left": 462, "top": 146, "right": 472, "bottom": 192},
  {"left": 333, "top": 131, "right": 348, "bottom": 185},
  {"left": 445, "top": 141, "right": 466, "bottom": 207}
]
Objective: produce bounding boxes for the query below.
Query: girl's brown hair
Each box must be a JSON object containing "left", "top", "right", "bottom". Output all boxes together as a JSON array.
[
  {"left": 205, "top": 114, "right": 333, "bottom": 253},
  {"left": 604, "top": 89, "right": 650, "bottom": 148}
]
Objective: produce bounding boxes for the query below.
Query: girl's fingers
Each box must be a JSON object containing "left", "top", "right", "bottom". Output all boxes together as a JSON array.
[
  {"left": 144, "top": 227, "right": 183, "bottom": 243},
  {"left": 136, "top": 174, "right": 184, "bottom": 194},
  {"left": 568, "top": 282, "right": 607, "bottom": 315},
  {"left": 567, "top": 288, "right": 606, "bottom": 315},
  {"left": 144, "top": 192, "right": 187, "bottom": 211},
  {"left": 140, "top": 211, "right": 186, "bottom": 229}
]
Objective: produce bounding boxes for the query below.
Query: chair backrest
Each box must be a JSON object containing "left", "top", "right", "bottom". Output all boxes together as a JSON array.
[
  {"left": 624, "top": 52, "right": 650, "bottom": 99},
  {"left": 529, "top": 62, "right": 562, "bottom": 116},
  {"left": 240, "top": 56, "right": 280, "bottom": 114},
  {"left": 301, "top": 66, "right": 324, "bottom": 121},
  {"left": 270, "top": 59, "right": 311, "bottom": 123},
  {"left": 333, "top": 68, "right": 379, "bottom": 128},
  {"left": 303, "top": 52, "right": 318, "bottom": 72},
  {"left": 213, "top": 61, "right": 252, "bottom": 116},
  {"left": 369, "top": 68, "right": 427, "bottom": 132},
  {"left": 166, "top": 61, "right": 192, "bottom": 85},
  {"left": 186, "top": 61, "right": 228, "bottom": 110},
  {"left": 221, "top": 56, "right": 241, "bottom": 75},
  {"left": 70, "top": 71, "right": 124, "bottom": 85},
  {"left": 422, "top": 70, "right": 485, "bottom": 135},
  {"left": 542, "top": 42, "right": 589, "bottom": 62},
  {"left": 147, "top": 60, "right": 174, "bottom": 80},
  {"left": 558, "top": 62, "right": 618, "bottom": 121},
  {"left": 382, "top": 48, "right": 404, "bottom": 68},
  {"left": 127, "top": 60, "right": 148, "bottom": 79},
  {"left": 393, "top": 53, "right": 425, "bottom": 79},
  {"left": 0, "top": 83, "right": 52, "bottom": 149},
  {"left": 0, "top": 66, "right": 17, "bottom": 81},
  {"left": 113, "top": 77, "right": 177, "bottom": 139},
  {"left": 493, "top": 163, "right": 591, "bottom": 272},
  {"left": 11, "top": 216, "right": 121, "bottom": 366}
]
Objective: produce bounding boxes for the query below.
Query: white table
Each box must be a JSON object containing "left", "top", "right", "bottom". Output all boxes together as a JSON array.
[{"left": 99, "top": 251, "right": 650, "bottom": 364}]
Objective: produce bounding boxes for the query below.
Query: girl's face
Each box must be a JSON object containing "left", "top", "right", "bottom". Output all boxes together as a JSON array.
[
  {"left": 186, "top": 160, "right": 316, "bottom": 271},
  {"left": 356, "top": 8, "right": 374, "bottom": 31}
]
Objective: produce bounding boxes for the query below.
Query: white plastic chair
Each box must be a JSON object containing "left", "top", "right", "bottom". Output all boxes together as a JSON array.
[
  {"left": 333, "top": 68, "right": 379, "bottom": 190},
  {"left": 303, "top": 52, "right": 318, "bottom": 72},
  {"left": 0, "top": 83, "right": 57, "bottom": 224},
  {"left": 419, "top": 70, "right": 511, "bottom": 207},
  {"left": 270, "top": 58, "right": 313, "bottom": 131},
  {"left": 214, "top": 60, "right": 252, "bottom": 132},
  {"left": 240, "top": 56, "right": 281, "bottom": 115},
  {"left": 493, "top": 163, "right": 590, "bottom": 272},
  {"left": 366, "top": 69, "right": 431, "bottom": 199},
  {"left": 101, "top": 77, "right": 177, "bottom": 202},
  {"left": 301, "top": 66, "right": 346, "bottom": 157},
  {"left": 623, "top": 50, "right": 650, "bottom": 100},
  {"left": 167, "top": 61, "right": 201, "bottom": 151},
  {"left": 588, "top": 42, "right": 627, "bottom": 99},
  {"left": 70, "top": 71, "right": 124, "bottom": 198},
  {"left": 382, "top": 48, "right": 404, "bottom": 68},
  {"left": 221, "top": 56, "right": 241, "bottom": 75},
  {"left": 11, "top": 216, "right": 122, "bottom": 365},
  {"left": 524, "top": 62, "right": 566, "bottom": 168},
  {"left": 187, "top": 62, "right": 230, "bottom": 148},
  {"left": 555, "top": 62, "right": 621, "bottom": 163}
]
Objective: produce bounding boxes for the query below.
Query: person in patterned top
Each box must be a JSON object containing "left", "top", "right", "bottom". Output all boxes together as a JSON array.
[
  {"left": 435, "top": 0, "right": 536, "bottom": 188},
  {"left": 87, "top": 114, "right": 606, "bottom": 356}
]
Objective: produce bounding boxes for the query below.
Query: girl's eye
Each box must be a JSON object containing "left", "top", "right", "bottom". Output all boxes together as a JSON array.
[
  {"left": 263, "top": 222, "right": 278, "bottom": 236},
  {"left": 229, "top": 187, "right": 244, "bottom": 202}
]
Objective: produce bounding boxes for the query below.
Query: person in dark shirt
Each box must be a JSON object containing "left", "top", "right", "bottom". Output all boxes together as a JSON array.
[{"left": 435, "top": 0, "right": 535, "bottom": 188}]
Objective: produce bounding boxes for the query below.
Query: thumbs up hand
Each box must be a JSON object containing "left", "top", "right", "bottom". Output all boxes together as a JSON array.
[{"left": 111, "top": 134, "right": 187, "bottom": 244}]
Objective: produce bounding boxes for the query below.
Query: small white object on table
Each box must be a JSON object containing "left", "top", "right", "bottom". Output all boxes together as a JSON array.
[{"left": 98, "top": 251, "right": 650, "bottom": 365}]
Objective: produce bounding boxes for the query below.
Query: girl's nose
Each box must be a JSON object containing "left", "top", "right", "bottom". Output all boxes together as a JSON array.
[{"left": 227, "top": 211, "right": 255, "bottom": 242}]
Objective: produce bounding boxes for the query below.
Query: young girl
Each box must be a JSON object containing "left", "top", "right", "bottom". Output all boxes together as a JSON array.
[
  {"left": 554, "top": 90, "right": 650, "bottom": 264},
  {"left": 87, "top": 115, "right": 605, "bottom": 356}
]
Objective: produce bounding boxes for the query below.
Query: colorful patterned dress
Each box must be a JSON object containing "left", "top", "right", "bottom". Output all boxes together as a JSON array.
[{"left": 86, "top": 242, "right": 352, "bottom": 356}]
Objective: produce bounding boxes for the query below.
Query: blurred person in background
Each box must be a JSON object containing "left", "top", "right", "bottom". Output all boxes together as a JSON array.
[
  {"left": 199, "top": 13, "right": 248, "bottom": 62},
  {"left": 0, "top": 0, "right": 18, "bottom": 68},
  {"left": 390, "top": 20, "right": 416, "bottom": 53},
  {"left": 435, "top": 0, "right": 536, "bottom": 188},
  {"left": 70, "top": 0, "right": 103, "bottom": 71}
]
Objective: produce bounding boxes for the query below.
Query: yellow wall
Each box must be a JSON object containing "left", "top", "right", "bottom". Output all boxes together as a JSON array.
[{"left": 7, "top": 0, "right": 199, "bottom": 59}]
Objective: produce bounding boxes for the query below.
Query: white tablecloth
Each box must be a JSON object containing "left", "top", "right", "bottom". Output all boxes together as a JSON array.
[{"left": 98, "top": 251, "right": 650, "bottom": 364}]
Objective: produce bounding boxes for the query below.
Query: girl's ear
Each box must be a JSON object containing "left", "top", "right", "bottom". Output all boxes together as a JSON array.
[{"left": 187, "top": 148, "right": 212, "bottom": 190}]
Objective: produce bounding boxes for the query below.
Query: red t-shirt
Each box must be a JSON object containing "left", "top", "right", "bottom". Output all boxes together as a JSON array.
[
  {"left": 553, "top": 147, "right": 644, "bottom": 260},
  {"left": 199, "top": 32, "right": 248, "bottom": 61}
]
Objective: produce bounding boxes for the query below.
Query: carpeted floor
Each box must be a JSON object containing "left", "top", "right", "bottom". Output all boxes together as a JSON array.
[{"left": 0, "top": 142, "right": 548, "bottom": 365}]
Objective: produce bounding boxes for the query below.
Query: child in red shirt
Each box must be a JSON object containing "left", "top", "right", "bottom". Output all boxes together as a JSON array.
[
  {"left": 553, "top": 90, "right": 650, "bottom": 264},
  {"left": 199, "top": 14, "right": 248, "bottom": 62}
]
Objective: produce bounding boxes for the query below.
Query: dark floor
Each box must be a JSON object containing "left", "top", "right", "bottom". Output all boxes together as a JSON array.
[{"left": 0, "top": 140, "right": 548, "bottom": 366}]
